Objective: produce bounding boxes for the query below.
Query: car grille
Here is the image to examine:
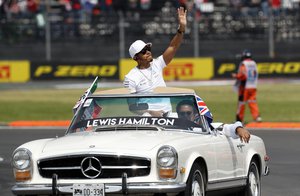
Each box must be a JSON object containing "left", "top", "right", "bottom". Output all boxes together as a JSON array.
[{"left": 38, "top": 155, "right": 151, "bottom": 179}]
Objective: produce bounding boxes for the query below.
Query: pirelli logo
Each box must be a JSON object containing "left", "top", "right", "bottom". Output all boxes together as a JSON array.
[
  {"left": 164, "top": 63, "right": 193, "bottom": 78},
  {"left": 164, "top": 59, "right": 214, "bottom": 80},
  {"left": 0, "top": 65, "right": 10, "bottom": 79},
  {"left": 0, "top": 61, "right": 30, "bottom": 83}
]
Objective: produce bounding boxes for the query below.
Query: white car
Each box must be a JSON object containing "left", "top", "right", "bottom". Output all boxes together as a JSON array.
[{"left": 11, "top": 87, "right": 269, "bottom": 196}]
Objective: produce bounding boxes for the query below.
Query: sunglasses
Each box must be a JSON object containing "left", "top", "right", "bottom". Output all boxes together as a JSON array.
[
  {"left": 139, "top": 46, "right": 151, "bottom": 55},
  {"left": 178, "top": 111, "right": 193, "bottom": 116}
]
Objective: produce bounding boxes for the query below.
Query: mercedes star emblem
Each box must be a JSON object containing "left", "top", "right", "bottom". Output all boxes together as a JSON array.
[{"left": 81, "top": 157, "right": 102, "bottom": 179}]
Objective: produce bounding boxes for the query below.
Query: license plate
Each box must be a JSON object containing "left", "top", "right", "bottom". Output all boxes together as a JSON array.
[{"left": 73, "top": 183, "right": 105, "bottom": 196}]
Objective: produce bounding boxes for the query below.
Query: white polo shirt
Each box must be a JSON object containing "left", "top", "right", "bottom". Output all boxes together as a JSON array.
[
  {"left": 123, "top": 55, "right": 166, "bottom": 93},
  {"left": 124, "top": 55, "right": 171, "bottom": 113}
]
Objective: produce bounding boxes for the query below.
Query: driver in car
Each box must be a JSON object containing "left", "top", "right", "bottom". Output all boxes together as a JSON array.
[
  {"left": 176, "top": 100, "right": 200, "bottom": 123},
  {"left": 176, "top": 100, "right": 251, "bottom": 143}
]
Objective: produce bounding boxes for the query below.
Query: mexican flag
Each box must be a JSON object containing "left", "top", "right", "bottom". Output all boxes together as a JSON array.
[{"left": 73, "top": 77, "right": 99, "bottom": 114}]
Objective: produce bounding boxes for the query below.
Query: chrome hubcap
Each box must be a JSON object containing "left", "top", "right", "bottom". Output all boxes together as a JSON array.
[
  {"left": 192, "top": 180, "right": 202, "bottom": 196},
  {"left": 249, "top": 171, "right": 259, "bottom": 196},
  {"left": 192, "top": 171, "right": 204, "bottom": 196}
]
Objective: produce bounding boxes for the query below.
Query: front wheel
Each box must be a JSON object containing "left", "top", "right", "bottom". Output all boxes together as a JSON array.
[
  {"left": 241, "top": 161, "right": 261, "bottom": 196},
  {"left": 182, "top": 162, "right": 206, "bottom": 196}
]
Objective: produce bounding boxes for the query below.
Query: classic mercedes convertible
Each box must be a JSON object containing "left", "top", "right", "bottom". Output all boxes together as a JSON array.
[{"left": 11, "top": 86, "right": 269, "bottom": 196}]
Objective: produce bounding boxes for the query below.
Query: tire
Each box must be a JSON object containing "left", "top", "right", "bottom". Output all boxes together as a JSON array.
[
  {"left": 181, "top": 162, "right": 206, "bottom": 196},
  {"left": 241, "top": 161, "right": 261, "bottom": 196}
]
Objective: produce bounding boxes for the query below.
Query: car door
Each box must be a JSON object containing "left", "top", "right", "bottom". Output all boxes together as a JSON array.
[
  {"left": 198, "top": 116, "right": 245, "bottom": 182},
  {"left": 213, "top": 132, "right": 245, "bottom": 180}
]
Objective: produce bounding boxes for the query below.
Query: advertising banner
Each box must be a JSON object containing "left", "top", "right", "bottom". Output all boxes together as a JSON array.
[
  {"left": 31, "top": 62, "right": 119, "bottom": 80},
  {"left": 120, "top": 58, "right": 214, "bottom": 81},
  {"left": 215, "top": 59, "right": 300, "bottom": 78},
  {"left": 0, "top": 61, "right": 30, "bottom": 83}
]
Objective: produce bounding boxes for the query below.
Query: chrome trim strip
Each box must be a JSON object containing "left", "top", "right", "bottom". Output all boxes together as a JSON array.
[
  {"left": 12, "top": 182, "right": 186, "bottom": 195},
  {"left": 102, "top": 166, "right": 149, "bottom": 169},
  {"left": 42, "top": 166, "right": 81, "bottom": 170},
  {"left": 207, "top": 177, "right": 247, "bottom": 191},
  {"left": 41, "top": 165, "right": 149, "bottom": 170}
]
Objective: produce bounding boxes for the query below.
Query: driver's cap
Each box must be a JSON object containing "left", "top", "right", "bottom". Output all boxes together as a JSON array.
[{"left": 129, "top": 40, "right": 152, "bottom": 59}]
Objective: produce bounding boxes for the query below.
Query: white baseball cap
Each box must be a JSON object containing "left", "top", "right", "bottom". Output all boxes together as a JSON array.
[{"left": 129, "top": 40, "right": 152, "bottom": 59}]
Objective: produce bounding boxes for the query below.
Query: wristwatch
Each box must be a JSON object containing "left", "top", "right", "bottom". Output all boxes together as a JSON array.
[{"left": 177, "top": 29, "right": 185, "bottom": 34}]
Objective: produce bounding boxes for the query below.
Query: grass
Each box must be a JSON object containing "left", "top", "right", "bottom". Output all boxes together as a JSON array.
[
  {"left": 0, "top": 83, "right": 300, "bottom": 123},
  {"left": 192, "top": 84, "right": 300, "bottom": 123},
  {"left": 0, "top": 89, "right": 79, "bottom": 123}
]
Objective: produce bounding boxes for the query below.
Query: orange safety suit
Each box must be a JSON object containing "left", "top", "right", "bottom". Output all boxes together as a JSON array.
[{"left": 234, "top": 58, "right": 261, "bottom": 122}]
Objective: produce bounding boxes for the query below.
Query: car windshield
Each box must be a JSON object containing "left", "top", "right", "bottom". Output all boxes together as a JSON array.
[{"left": 68, "top": 94, "right": 207, "bottom": 133}]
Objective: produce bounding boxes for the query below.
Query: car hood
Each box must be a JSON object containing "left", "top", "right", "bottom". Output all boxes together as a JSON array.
[{"left": 41, "top": 130, "right": 194, "bottom": 154}]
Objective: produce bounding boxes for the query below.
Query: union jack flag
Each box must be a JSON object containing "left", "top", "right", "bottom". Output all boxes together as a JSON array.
[{"left": 195, "top": 95, "right": 213, "bottom": 124}]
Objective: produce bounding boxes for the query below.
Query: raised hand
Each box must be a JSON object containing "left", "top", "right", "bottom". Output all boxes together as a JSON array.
[{"left": 177, "top": 7, "right": 187, "bottom": 31}]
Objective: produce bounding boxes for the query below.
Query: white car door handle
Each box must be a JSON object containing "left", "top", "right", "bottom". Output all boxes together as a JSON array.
[{"left": 237, "top": 144, "right": 245, "bottom": 148}]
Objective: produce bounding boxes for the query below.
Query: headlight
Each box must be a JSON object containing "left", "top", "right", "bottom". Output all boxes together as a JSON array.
[
  {"left": 157, "top": 146, "right": 177, "bottom": 167},
  {"left": 157, "top": 146, "right": 178, "bottom": 179},
  {"left": 12, "top": 148, "right": 32, "bottom": 181},
  {"left": 12, "top": 149, "right": 31, "bottom": 170}
]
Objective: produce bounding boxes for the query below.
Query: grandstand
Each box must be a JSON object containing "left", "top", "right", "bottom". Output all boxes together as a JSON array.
[{"left": 0, "top": 0, "right": 299, "bottom": 61}]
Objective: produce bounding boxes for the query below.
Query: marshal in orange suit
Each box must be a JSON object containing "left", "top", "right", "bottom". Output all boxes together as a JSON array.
[{"left": 232, "top": 50, "right": 262, "bottom": 123}]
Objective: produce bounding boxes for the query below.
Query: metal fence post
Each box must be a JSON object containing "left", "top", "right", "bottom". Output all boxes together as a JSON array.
[
  {"left": 119, "top": 11, "right": 125, "bottom": 59},
  {"left": 45, "top": 0, "right": 52, "bottom": 61},
  {"left": 193, "top": 10, "right": 199, "bottom": 57},
  {"left": 268, "top": 9, "right": 275, "bottom": 58}
]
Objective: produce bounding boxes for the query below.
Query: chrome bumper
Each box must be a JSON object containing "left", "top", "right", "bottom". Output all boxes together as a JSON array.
[
  {"left": 12, "top": 182, "right": 186, "bottom": 195},
  {"left": 264, "top": 165, "right": 270, "bottom": 176}
]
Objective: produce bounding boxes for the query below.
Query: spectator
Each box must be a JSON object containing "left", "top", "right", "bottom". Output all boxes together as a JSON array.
[
  {"left": 270, "top": 0, "right": 281, "bottom": 16},
  {"left": 261, "top": 0, "right": 270, "bottom": 17}
]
